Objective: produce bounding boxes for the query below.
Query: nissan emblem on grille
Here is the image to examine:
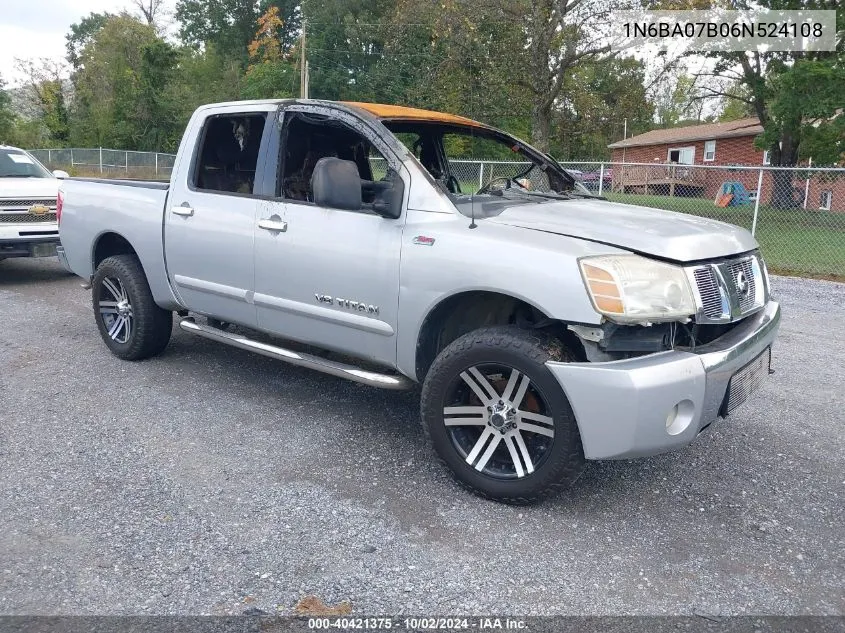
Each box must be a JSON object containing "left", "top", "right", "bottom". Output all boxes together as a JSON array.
[{"left": 735, "top": 270, "right": 750, "bottom": 298}]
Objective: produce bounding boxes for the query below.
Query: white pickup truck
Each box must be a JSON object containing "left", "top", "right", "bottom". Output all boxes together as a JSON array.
[
  {"left": 57, "top": 100, "right": 780, "bottom": 503},
  {"left": 0, "top": 145, "right": 68, "bottom": 261}
]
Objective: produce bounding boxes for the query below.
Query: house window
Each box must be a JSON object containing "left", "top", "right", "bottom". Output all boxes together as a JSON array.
[
  {"left": 667, "top": 146, "right": 695, "bottom": 164},
  {"left": 704, "top": 140, "right": 716, "bottom": 162},
  {"left": 762, "top": 150, "right": 771, "bottom": 165},
  {"left": 819, "top": 190, "right": 832, "bottom": 211}
]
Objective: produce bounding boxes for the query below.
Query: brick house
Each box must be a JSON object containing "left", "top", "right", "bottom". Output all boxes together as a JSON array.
[{"left": 607, "top": 118, "right": 843, "bottom": 212}]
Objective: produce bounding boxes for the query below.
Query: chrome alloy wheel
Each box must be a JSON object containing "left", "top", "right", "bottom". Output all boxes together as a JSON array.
[
  {"left": 443, "top": 364, "right": 555, "bottom": 479},
  {"left": 98, "top": 276, "right": 133, "bottom": 344}
]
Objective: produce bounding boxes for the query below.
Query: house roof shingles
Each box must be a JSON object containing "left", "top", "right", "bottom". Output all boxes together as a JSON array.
[{"left": 608, "top": 117, "right": 764, "bottom": 149}]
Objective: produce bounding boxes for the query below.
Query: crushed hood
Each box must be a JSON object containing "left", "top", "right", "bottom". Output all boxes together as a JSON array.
[{"left": 486, "top": 197, "right": 758, "bottom": 262}]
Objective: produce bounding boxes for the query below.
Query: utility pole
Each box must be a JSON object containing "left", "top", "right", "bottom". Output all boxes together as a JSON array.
[{"left": 300, "top": 21, "right": 307, "bottom": 99}]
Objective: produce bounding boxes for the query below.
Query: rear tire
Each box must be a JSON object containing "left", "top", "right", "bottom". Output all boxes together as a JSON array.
[
  {"left": 92, "top": 254, "right": 172, "bottom": 360},
  {"left": 421, "top": 326, "right": 585, "bottom": 504}
]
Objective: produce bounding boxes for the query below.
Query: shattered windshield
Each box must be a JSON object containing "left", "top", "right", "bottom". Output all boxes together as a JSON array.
[{"left": 382, "top": 121, "right": 595, "bottom": 202}]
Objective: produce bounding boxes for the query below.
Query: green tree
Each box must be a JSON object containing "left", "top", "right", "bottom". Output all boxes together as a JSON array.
[
  {"left": 170, "top": 44, "right": 243, "bottom": 117},
  {"left": 242, "top": 5, "right": 298, "bottom": 98},
  {"left": 717, "top": 83, "right": 754, "bottom": 121},
  {"left": 71, "top": 14, "right": 183, "bottom": 150},
  {"left": 175, "top": 0, "right": 300, "bottom": 66},
  {"left": 66, "top": 12, "right": 112, "bottom": 70},
  {"left": 761, "top": 59, "right": 845, "bottom": 165},
  {"left": 555, "top": 57, "right": 654, "bottom": 160},
  {"left": 138, "top": 40, "right": 181, "bottom": 150},
  {"left": 0, "top": 75, "right": 17, "bottom": 144},
  {"left": 299, "top": 0, "right": 397, "bottom": 102},
  {"left": 15, "top": 59, "right": 71, "bottom": 145},
  {"left": 654, "top": 74, "right": 707, "bottom": 127}
]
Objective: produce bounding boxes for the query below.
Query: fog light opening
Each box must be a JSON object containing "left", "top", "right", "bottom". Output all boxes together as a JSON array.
[{"left": 665, "top": 399, "right": 695, "bottom": 436}]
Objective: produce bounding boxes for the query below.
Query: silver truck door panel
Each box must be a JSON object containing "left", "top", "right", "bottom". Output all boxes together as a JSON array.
[
  {"left": 254, "top": 199, "right": 402, "bottom": 365},
  {"left": 164, "top": 190, "right": 258, "bottom": 327}
]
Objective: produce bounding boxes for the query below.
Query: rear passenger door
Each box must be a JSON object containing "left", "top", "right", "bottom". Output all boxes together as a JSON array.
[{"left": 165, "top": 108, "right": 272, "bottom": 327}]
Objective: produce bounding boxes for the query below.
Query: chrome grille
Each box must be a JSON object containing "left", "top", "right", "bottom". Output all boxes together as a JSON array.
[
  {"left": 727, "top": 258, "right": 757, "bottom": 312},
  {"left": 688, "top": 253, "right": 765, "bottom": 324},
  {"left": 0, "top": 198, "right": 56, "bottom": 209},
  {"left": 0, "top": 212, "right": 57, "bottom": 223},
  {"left": 693, "top": 267, "right": 723, "bottom": 318}
]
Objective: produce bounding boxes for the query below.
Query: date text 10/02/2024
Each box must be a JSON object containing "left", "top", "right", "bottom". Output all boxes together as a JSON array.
[{"left": 307, "top": 617, "right": 528, "bottom": 630}]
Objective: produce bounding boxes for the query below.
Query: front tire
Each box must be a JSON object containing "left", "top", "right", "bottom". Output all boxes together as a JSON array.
[
  {"left": 421, "top": 326, "right": 585, "bottom": 504},
  {"left": 92, "top": 254, "right": 172, "bottom": 360}
]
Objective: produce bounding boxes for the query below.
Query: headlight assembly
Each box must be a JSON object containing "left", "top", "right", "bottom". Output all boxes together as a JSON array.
[{"left": 579, "top": 254, "right": 696, "bottom": 323}]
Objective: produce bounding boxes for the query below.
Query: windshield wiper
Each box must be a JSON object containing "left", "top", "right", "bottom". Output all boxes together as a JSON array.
[
  {"left": 0, "top": 174, "right": 37, "bottom": 178},
  {"left": 565, "top": 191, "right": 604, "bottom": 199},
  {"left": 498, "top": 189, "right": 575, "bottom": 201}
]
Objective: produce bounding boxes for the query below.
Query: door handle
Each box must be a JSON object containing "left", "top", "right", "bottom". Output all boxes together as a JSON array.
[
  {"left": 172, "top": 206, "right": 194, "bottom": 217},
  {"left": 258, "top": 219, "right": 288, "bottom": 232}
]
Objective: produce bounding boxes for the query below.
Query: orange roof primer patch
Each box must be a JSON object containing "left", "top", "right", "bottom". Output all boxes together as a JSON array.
[{"left": 342, "top": 102, "right": 485, "bottom": 128}]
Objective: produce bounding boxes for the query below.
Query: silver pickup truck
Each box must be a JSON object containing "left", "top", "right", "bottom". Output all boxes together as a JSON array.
[{"left": 58, "top": 99, "right": 780, "bottom": 503}]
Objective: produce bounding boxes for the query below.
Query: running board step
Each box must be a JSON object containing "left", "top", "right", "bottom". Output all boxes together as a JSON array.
[{"left": 178, "top": 318, "right": 413, "bottom": 390}]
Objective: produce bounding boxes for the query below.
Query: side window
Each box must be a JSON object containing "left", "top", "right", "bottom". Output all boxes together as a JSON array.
[
  {"left": 279, "top": 113, "right": 391, "bottom": 205},
  {"left": 193, "top": 113, "right": 266, "bottom": 194}
]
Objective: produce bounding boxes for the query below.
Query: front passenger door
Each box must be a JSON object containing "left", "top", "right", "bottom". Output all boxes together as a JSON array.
[{"left": 253, "top": 108, "right": 408, "bottom": 367}]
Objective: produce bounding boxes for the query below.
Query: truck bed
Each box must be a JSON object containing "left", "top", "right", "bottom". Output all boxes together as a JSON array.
[{"left": 58, "top": 177, "right": 180, "bottom": 309}]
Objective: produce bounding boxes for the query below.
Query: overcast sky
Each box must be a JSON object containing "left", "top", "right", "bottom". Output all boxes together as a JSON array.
[{"left": 1, "top": 0, "right": 174, "bottom": 85}]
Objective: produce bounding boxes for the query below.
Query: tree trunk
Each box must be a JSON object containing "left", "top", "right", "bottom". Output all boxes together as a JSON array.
[
  {"left": 531, "top": 101, "right": 552, "bottom": 153},
  {"left": 770, "top": 170, "right": 799, "bottom": 209},
  {"left": 768, "top": 128, "right": 800, "bottom": 209}
]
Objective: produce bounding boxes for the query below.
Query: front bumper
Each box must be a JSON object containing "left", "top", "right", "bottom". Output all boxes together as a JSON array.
[
  {"left": 547, "top": 301, "right": 781, "bottom": 460},
  {"left": 0, "top": 236, "right": 60, "bottom": 259}
]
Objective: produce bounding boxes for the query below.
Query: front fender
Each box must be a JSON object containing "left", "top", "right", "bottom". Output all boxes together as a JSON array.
[{"left": 395, "top": 210, "right": 627, "bottom": 380}]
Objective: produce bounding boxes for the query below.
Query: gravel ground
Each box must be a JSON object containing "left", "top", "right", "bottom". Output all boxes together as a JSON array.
[{"left": 0, "top": 258, "right": 843, "bottom": 616}]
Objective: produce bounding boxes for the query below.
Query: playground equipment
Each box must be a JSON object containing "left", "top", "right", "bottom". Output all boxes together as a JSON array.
[{"left": 715, "top": 181, "right": 752, "bottom": 207}]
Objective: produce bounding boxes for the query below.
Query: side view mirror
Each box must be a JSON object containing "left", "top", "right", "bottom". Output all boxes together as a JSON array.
[
  {"left": 311, "top": 157, "right": 404, "bottom": 219},
  {"left": 312, "top": 158, "right": 362, "bottom": 211},
  {"left": 364, "top": 169, "right": 404, "bottom": 220},
  {"left": 53, "top": 169, "right": 69, "bottom": 179}
]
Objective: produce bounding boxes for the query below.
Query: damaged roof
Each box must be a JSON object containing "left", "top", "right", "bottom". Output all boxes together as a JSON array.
[{"left": 343, "top": 102, "right": 486, "bottom": 128}]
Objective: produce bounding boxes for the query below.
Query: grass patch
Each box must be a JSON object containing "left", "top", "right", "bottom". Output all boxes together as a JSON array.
[{"left": 606, "top": 192, "right": 845, "bottom": 278}]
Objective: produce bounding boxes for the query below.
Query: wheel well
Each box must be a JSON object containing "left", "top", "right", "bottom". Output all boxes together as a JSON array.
[
  {"left": 93, "top": 233, "right": 137, "bottom": 269},
  {"left": 414, "top": 291, "right": 583, "bottom": 381}
]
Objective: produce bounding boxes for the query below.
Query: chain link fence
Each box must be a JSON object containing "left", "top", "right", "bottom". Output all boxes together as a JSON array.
[
  {"left": 31, "top": 148, "right": 843, "bottom": 278},
  {"left": 29, "top": 148, "right": 176, "bottom": 179}
]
